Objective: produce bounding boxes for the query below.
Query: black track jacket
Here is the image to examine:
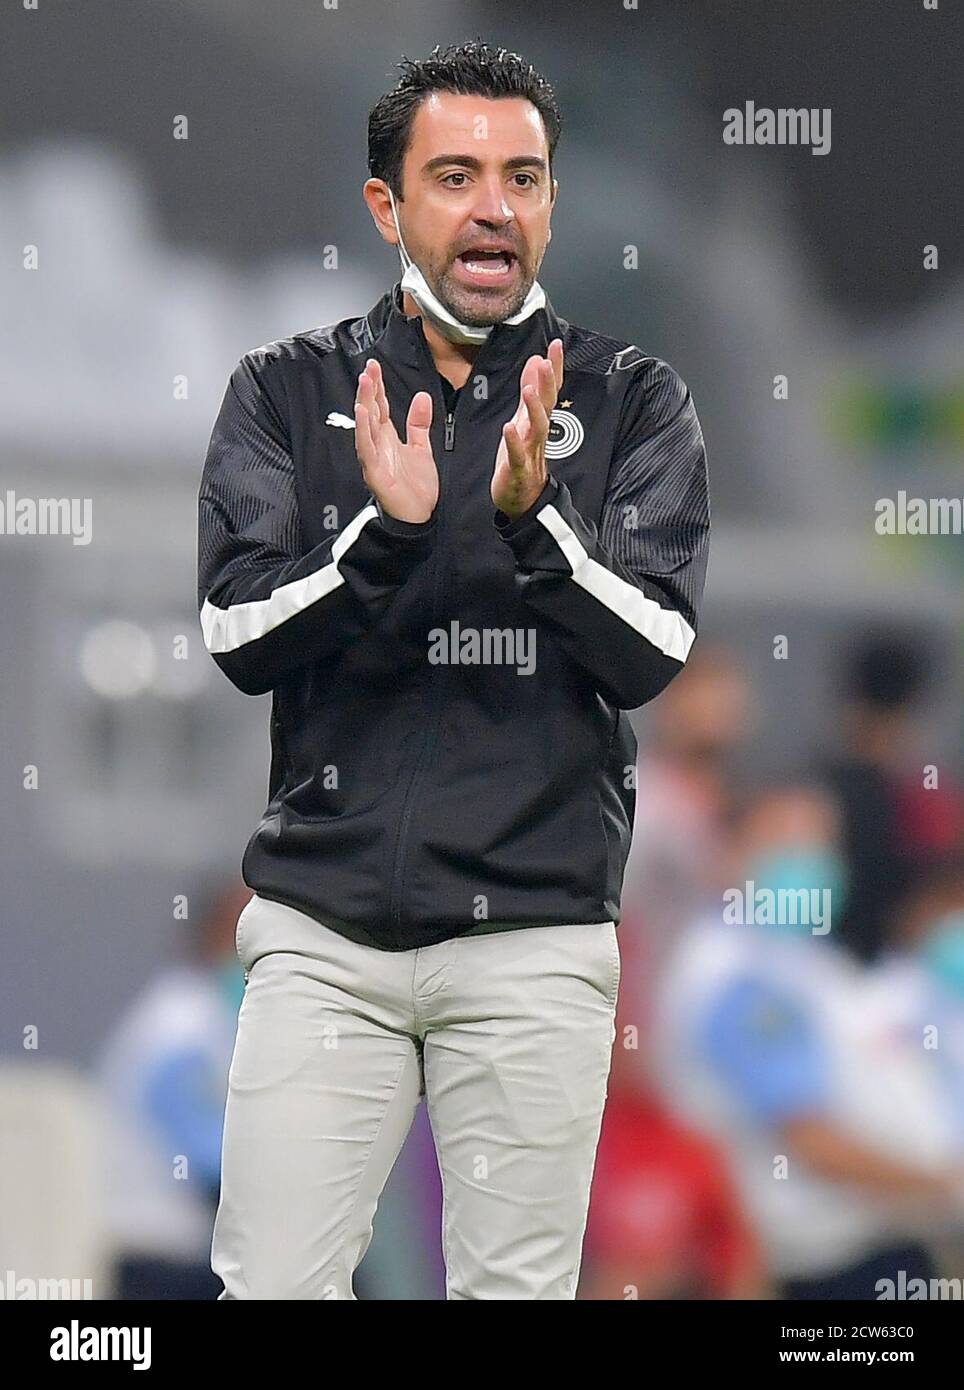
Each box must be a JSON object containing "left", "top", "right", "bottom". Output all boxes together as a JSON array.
[{"left": 197, "top": 281, "right": 710, "bottom": 950}]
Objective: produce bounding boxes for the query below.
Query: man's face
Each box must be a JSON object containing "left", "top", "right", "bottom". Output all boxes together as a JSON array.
[{"left": 373, "top": 91, "right": 556, "bottom": 326}]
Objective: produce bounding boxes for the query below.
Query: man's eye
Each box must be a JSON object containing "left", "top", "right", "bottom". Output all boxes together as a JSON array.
[{"left": 440, "top": 172, "right": 537, "bottom": 188}]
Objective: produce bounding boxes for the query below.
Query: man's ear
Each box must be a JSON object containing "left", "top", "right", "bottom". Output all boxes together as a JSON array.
[{"left": 363, "top": 178, "right": 398, "bottom": 246}]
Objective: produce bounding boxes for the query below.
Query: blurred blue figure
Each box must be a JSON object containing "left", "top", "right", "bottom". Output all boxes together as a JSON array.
[
  {"left": 95, "top": 880, "right": 250, "bottom": 1298},
  {"left": 652, "top": 785, "right": 964, "bottom": 1299},
  {"left": 867, "top": 862, "right": 964, "bottom": 1155}
]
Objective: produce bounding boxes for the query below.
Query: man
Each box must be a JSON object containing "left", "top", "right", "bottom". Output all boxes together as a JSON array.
[
  {"left": 197, "top": 40, "right": 710, "bottom": 1300},
  {"left": 651, "top": 785, "right": 964, "bottom": 1299},
  {"left": 819, "top": 627, "right": 962, "bottom": 964},
  {"left": 95, "top": 879, "right": 249, "bottom": 1299}
]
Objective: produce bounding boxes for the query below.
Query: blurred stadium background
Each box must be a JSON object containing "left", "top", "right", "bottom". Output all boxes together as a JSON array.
[{"left": 1, "top": 0, "right": 961, "bottom": 1299}]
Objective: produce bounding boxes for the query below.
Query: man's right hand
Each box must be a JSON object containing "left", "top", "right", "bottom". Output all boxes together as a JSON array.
[{"left": 354, "top": 358, "right": 439, "bottom": 524}]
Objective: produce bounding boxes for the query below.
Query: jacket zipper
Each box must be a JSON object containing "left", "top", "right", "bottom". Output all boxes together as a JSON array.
[{"left": 386, "top": 345, "right": 468, "bottom": 935}]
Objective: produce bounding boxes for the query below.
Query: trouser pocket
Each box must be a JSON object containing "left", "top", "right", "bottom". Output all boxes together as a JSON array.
[
  {"left": 235, "top": 896, "right": 259, "bottom": 977},
  {"left": 605, "top": 924, "right": 621, "bottom": 1010}
]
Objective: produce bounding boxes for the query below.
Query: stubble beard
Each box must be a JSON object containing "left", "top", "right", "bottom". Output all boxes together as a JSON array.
[{"left": 427, "top": 251, "right": 536, "bottom": 326}]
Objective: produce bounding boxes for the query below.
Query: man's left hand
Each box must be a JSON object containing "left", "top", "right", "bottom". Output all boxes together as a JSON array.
[{"left": 491, "top": 338, "right": 565, "bottom": 517}]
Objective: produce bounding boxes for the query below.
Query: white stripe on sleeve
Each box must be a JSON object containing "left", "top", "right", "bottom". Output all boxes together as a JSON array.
[
  {"left": 535, "top": 503, "right": 696, "bottom": 664},
  {"left": 200, "top": 504, "right": 379, "bottom": 655}
]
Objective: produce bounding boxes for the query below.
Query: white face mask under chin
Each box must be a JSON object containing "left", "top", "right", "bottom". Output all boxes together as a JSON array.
[{"left": 385, "top": 186, "right": 546, "bottom": 346}]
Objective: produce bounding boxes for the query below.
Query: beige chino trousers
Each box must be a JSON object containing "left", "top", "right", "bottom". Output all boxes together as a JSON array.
[{"left": 211, "top": 893, "right": 620, "bottom": 1300}]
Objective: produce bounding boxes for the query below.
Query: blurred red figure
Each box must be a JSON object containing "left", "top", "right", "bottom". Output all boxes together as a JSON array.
[
  {"left": 581, "top": 1029, "right": 764, "bottom": 1299},
  {"left": 579, "top": 647, "right": 764, "bottom": 1299}
]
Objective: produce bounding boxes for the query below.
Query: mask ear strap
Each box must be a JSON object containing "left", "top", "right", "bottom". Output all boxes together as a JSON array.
[{"left": 387, "top": 187, "right": 412, "bottom": 271}]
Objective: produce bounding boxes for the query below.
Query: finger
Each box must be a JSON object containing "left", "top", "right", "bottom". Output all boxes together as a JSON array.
[
  {"left": 358, "top": 361, "right": 382, "bottom": 425},
  {"left": 500, "top": 420, "right": 518, "bottom": 472},
  {"left": 356, "top": 367, "right": 375, "bottom": 405},
  {"left": 523, "top": 382, "right": 550, "bottom": 441},
  {"left": 537, "top": 357, "right": 557, "bottom": 413},
  {"left": 405, "top": 390, "right": 433, "bottom": 446},
  {"left": 368, "top": 358, "right": 391, "bottom": 426},
  {"left": 353, "top": 401, "right": 378, "bottom": 475},
  {"left": 519, "top": 353, "right": 542, "bottom": 405},
  {"left": 355, "top": 371, "right": 379, "bottom": 439},
  {"left": 501, "top": 419, "right": 525, "bottom": 474},
  {"left": 548, "top": 338, "right": 565, "bottom": 394}
]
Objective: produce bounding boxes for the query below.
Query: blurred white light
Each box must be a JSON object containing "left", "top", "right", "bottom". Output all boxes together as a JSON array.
[
  {"left": 78, "top": 620, "right": 156, "bottom": 699},
  {"left": 148, "top": 624, "right": 210, "bottom": 700}
]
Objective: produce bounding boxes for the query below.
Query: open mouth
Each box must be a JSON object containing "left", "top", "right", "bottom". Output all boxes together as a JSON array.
[{"left": 455, "top": 249, "right": 517, "bottom": 284}]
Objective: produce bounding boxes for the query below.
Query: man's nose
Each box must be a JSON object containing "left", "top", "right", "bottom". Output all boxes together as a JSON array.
[{"left": 471, "top": 181, "right": 516, "bottom": 225}]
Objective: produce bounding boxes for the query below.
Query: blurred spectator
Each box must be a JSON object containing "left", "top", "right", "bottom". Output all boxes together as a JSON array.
[
  {"left": 818, "top": 627, "right": 964, "bottom": 964},
  {"left": 866, "top": 859, "right": 964, "bottom": 1155},
  {"left": 619, "top": 645, "right": 756, "bottom": 1033},
  {"left": 581, "top": 1026, "right": 765, "bottom": 1299},
  {"left": 94, "top": 879, "right": 250, "bottom": 1299},
  {"left": 651, "top": 784, "right": 964, "bottom": 1299}
]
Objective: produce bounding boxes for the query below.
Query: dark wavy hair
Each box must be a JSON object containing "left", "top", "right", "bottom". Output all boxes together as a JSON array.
[{"left": 368, "top": 39, "right": 562, "bottom": 200}]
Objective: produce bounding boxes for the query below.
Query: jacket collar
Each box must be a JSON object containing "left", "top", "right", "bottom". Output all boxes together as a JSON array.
[{"left": 362, "top": 280, "right": 565, "bottom": 374}]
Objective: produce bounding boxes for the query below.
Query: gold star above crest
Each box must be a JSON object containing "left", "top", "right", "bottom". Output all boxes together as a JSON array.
[{"left": 559, "top": 399, "right": 572, "bottom": 409}]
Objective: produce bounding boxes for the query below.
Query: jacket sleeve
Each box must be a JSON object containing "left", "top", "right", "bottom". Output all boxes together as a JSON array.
[
  {"left": 197, "top": 353, "right": 436, "bottom": 696},
  {"left": 493, "top": 357, "right": 710, "bottom": 711}
]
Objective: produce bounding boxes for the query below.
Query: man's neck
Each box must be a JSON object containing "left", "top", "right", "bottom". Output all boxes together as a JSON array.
[{"left": 401, "top": 289, "right": 479, "bottom": 391}]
